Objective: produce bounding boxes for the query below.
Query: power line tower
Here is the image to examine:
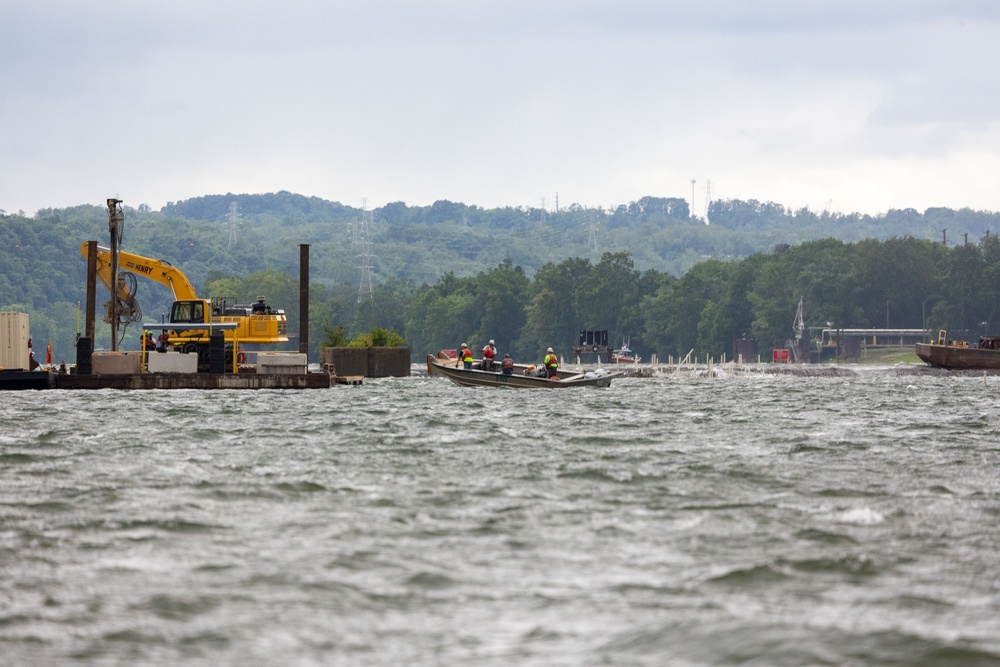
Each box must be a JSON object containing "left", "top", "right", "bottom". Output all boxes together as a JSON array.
[
  {"left": 357, "top": 205, "right": 375, "bottom": 303},
  {"left": 587, "top": 209, "right": 599, "bottom": 251},
  {"left": 227, "top": 201, "right": 240, "bottom": 251},
  {"left": 703, "top": 179, "right": 712, "bottom": 223},
  {"left": 350, "top": 198, "right": 367, "bottom": 246}
]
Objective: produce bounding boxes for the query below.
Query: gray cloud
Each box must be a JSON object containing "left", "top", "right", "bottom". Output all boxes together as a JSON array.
[{"left": 3, "top": 1, "right": 1000, "bottom": 216}]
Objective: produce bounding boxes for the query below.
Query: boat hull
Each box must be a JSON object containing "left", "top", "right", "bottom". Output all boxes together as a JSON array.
[
  {"left": 426, "top": 354, "right": 618, "bottom": 388},
  {"left": 915, "top": 342, "right": 1000, "bottom": 370},
  {"left": 610, "top": 355, "right": 637, "bottom": 364}
]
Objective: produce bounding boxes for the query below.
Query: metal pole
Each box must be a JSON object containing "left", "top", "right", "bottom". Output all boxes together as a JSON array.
[
  {"left": 299, "top": 244, "right": 309, "bottom": 357},
  {"left": 85, "top": 241, "right": 97, "bottom": 340},
  {"left": 107, "top": 199, "right": 124, "bottom": 351}
]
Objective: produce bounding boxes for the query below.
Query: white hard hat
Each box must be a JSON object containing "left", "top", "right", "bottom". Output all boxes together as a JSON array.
[
  {"left": 461, "top": 343, "right": 467, "bottom": 348},
  {"left": 547, "top": 347, "right": 554, "bottom": 353},
  {"left": 489, "top": 339, "right": 495, "bottom": 345}
]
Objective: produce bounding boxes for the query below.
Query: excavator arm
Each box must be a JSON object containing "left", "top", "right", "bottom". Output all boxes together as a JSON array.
[{"left": 81, "top": 242, "right": 199, "bottom": 302}]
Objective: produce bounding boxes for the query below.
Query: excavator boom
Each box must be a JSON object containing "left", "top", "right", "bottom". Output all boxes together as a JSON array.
[{"left": 82, "top": 242, "right": 199, "bottom": 301}]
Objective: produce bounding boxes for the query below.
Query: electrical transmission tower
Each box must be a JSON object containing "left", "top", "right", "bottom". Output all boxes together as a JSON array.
[
  {"left": 587, "top": 209, "right": 599, "bottom": 251},
  {"left": 690, "top": 178, "right": 696, "bottom": 220},
  {"left": 357, "top": 205, "right": 375, "bottom": 303},
  {"left": 703, "top": 179, "right": 712, "bottom": 223},
  {"left": 227, "top": 201, "right": 240, "bottom": 250},
  {"left": 351, "top": 197, "right": 368, "bottom": 246}
]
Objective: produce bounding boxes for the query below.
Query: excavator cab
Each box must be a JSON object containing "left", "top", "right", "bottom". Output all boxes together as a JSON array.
[{"left": 170, "top": 300, "right": 207, "bottom": 324}]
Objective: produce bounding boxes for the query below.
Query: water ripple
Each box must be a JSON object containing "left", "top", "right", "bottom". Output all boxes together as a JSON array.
[{"left": 2, "top": 373, "right": 999, "bottom": 664}]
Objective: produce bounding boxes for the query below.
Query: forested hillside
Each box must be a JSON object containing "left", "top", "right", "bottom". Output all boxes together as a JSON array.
[{"left": 2, "top": 191, "right": 999, "bottom": 363}]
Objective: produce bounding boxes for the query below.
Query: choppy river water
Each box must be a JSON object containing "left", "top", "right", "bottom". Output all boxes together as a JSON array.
[{"left": 2, "top": 369, "right": 1000, "bottom": 666}]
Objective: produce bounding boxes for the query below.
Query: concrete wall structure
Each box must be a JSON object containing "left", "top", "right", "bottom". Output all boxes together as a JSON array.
[
  {"left": 147, "top": 351, "right": 198, "bottom": 374},
  {"left": 320, "top": 347, "right": 410, "bottom": 377},
  {"left": 92, "top": 351, "right": 142, "bottom": 375},
  {"left": 257, "top": 352, "right": 307, "bottom": 375}
]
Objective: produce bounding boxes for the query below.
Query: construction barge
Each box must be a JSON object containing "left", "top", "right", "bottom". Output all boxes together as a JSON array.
[
  {"left": 2, "top": 295, "right": 333, "bottom": 391},
  {"left": 2, "top": 199, "right": 333, "bottom": 390}
]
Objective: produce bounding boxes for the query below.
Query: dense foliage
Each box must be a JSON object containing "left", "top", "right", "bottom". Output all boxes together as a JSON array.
[
  {"left": 321, "top": 325, "right": 406, "bottom": 349},
  {"left": 3, "top": 191, "right": 1000, "bottom": 364},
  {"left": 398, "top": 237, "right": 1000, "bottom": 363}
]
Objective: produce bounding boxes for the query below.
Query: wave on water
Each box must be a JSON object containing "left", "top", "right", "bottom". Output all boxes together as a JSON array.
[
  {"left": 3, "top": 374, "right": 1000, "bottom": 665},
  {"left": 598, "top": 620, "right": 1000, "bottom": 667},
  {"left": 827, "top": 506, "right": 887, "bottom": 526}
]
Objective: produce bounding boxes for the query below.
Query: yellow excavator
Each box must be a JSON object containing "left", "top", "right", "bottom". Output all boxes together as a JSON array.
[{"left": 81, "top": 242, "right": 288, "bottom": 361}]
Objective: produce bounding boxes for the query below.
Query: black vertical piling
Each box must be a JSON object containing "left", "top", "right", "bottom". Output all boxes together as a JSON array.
[{"left": 299, "top": 244, "right": 309, "bottom": 359}]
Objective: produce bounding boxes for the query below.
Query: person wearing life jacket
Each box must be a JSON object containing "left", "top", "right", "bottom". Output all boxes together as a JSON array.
[
  {"left": 543, "top": 347, "right": 559, "bottom": 379},
  {"left": 458, "top": 343, "right": 474, "bottom": 369},
  {"left": 501, "top": 353, "right": 514, "bottom": 375},
  {"left": 482, "top": 339, "right": 497, "bottom": 372}
]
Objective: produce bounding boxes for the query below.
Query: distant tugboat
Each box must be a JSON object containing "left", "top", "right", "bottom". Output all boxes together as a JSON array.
[{"left": 610, "top": 337, "right": 639, "bottom": 364}]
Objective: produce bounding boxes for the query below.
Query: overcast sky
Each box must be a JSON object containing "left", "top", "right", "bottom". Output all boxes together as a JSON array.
[{"left": 3, "top": 1, "right": 1000, "bottom": 218}]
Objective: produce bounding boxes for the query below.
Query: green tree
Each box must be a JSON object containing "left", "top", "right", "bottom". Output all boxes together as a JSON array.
[
  {"left": 662, "top": 259, "right": 734, "bottom": 356},
  {"left": 402, "top": 273, "right": 477, "bottom": 355},
  {"left": 939, "top": 242, "right": 985, "bottom": 335},
  {"left": 520, "top": 257, "right": 593, "bottom": 357},
  {"left": 352, "top": 277, "right": 416, "bottom": 335},
  {"left": 471, "top": 259, "right": 530, "bottom": 356},
  {"left": 574, "top": 252, "right": 640, "bottom": 341},
  {"left": 854, "top": 237, "right": 937, "bottom": 328},
  {"left": 322, "top": 324, "right": 349, "bottom": 347}
]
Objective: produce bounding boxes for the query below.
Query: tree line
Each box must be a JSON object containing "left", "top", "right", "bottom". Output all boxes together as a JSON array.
[
  {"left": 349, "top": 236, "right": 998, "bottom": 363},
  {"left": 3, "top": 194, "right": 1000, "bottom": 364}
]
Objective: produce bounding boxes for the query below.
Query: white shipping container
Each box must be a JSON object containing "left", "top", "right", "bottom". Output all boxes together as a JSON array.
[{"left": 0, "top": 312, "right": 31, "bottom": 371}]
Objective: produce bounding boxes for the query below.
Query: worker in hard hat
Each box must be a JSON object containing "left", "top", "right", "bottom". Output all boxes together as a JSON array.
[
  {"left": 481, "top": 339, "right": 497, "bottom": 372},
  {"left": 543, "top": 346, "right": 559, "bottom": 379},
  {"left": 458, "top": 343, "right": 474, "bottom": 369}
]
